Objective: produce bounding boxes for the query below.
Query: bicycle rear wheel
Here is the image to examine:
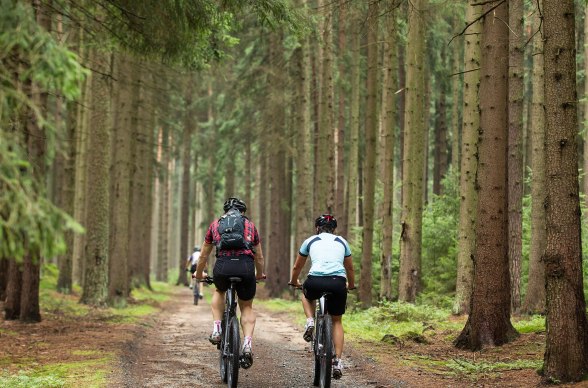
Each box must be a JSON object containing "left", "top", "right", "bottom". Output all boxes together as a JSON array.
[
  {"left": 320, "top": 314, "right": 333, "bottom": 388},
  {"left": 227, "top": 316, "right": 240, "bottom": 387}
]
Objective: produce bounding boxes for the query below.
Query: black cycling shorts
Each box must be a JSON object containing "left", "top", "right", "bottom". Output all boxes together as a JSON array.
[
  {"left": 213, "top": 255, "right": 256, "bottom": 301},
  {"left": 303, "top": 275, "right": 347, "bottom": 316}
]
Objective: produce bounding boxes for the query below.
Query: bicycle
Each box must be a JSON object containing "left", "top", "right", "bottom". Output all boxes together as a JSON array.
[
  {"left": 202, "top": 276, "right": 241, "bottom": 387},
  {"left": 289, "top": 284, "right": 334, "bottom": 388}
]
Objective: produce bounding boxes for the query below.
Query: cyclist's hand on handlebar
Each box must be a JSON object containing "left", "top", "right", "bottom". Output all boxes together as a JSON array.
[
  {"left": 288, "top": 280, "right": 303, "bottom": 289},
  {"left": 193, "top": 271, "right": 205, "bottom": 280}
]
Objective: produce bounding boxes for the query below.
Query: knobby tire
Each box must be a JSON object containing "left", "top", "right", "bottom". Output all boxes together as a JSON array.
[
  {"left": 227, "top": 316, "right": 240, "bottom": 387},
  {"left": 320, "top": 314, "right": 333, "bottom": 388}
]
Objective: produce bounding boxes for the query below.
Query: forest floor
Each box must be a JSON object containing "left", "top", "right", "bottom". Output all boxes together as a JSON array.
[{"left": 1, "top": 283, "right": 586, "bottom": 387}]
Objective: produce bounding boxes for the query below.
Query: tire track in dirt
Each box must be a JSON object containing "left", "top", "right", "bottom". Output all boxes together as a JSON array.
[{"left": 112, "top": 288, "right": 406, "bottom": 388}]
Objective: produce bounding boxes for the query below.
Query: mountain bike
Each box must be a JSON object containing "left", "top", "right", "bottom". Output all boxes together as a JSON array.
[
  {"left": 289, "top": 284, "right": 334, "bottom": 388},
  {"left": 203, "top": 276, "right": 241, "bottom": 387}
]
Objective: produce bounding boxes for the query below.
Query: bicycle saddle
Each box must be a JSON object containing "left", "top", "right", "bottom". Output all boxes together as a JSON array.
[{"left": 229, "top": 277, "right": 243, "bottom": 283}]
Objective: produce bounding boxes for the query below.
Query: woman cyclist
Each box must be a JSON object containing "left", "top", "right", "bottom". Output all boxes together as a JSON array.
[{"left": 288, "top": 214, "right": 356, "bottom": 379}]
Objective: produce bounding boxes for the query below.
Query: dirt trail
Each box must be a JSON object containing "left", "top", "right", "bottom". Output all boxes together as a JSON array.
[{"left": 112, "top": 288, "right": 404, "bottom": 388}]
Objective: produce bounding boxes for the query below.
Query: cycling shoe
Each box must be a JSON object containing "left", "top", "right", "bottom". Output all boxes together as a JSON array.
[{"left": 240, "top": 345, "right": 253, "bottom": 369}]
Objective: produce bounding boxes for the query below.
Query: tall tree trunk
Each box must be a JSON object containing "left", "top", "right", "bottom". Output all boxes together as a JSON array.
[
  {"left": 56, "top": 22, "right": 81, "bottom": 294},
  {"left": 359, "top": 1, "right": 378, "bottom": 308},
  {"left": 450, "top": 12, "right": 463, "bottom": 171},
  {"left": 433, "top": 59, "right": 448, "bottom": 196},
  {"left": 317, "top": 0, "right": 335, "bottom": 213},
  {"left": 293, "top": 0, "right": 313, "bottom": 266},
  {"left": 399, "top": 0, "right": 426, "bottom": 303},
  {"left": 157, "top": 126, "right": 170, "bottom": 282},
  {"left": 128, "top": 61, "right": 149, "bottom": 289},
  {"left": 454, "top": 0, "right": 518, "bottom": 349},
  {"left": 19, "top": 0, "right": 52, "bottom": 322},
  {"left": 542, "top": 0, "right": 588, "bottom": 382},
  {"left": 80, "top": 48, "right": 112, "bottom": 306},
  {"left": 522, "top": 0, "right": 546, "bottom": 315},
  {"left": 72, "top": 34, "right": 90, "bottom": 286},
  {"left": 508, "top": 0, "right": 524, "bottom": 314},
  {"left": 453, "top": 0, "right": 480, "bottom": 316},
  {"left": 108, "top": 53, "right": 132, "bottom": 304},
  {"left": 177, "top": 77, "right": 194, "bottom": 287},
  {"left": 267, "top": 32, "right": 289, "bottom": 297},
  {"left": 380, "top": 2, "right": 397, "bottom": 301},
  {"left": 347, "top": 5, "right": 361, "bottom": 233},
  {"left": 335, "top": 0, "right": 347, "bottom": 233},
  {"left": 585, "top": 2, "right": 588, "bottom": 210}
]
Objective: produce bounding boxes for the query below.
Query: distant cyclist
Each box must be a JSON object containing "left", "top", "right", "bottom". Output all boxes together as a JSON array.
[
  {"left": 288, "top": 213, "right": 356, "bottom": 379},
  {"left": 194, "top": 197, "right": 266, "bottom": 369},
  {"left": 186, "top": 247, "right": 201, "bottom": 292}
]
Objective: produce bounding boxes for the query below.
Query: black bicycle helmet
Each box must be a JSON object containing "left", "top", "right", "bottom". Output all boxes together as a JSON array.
[
  {"left": 315, "top": 214, "right": 337, "bottom": 229},
  {"left": 223, "top": 197, "right": 247, "bottom": 213}
]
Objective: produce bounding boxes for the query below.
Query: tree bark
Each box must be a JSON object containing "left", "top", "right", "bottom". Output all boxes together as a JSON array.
[
  {"left": 359, "top": 1, "right": 378, "bottom": 308},
  {"left": 335, "top": 0, "right": 346, "bottom": 234},
  {"left": 108, "top": 52, "right": 132, "bottom": 304},
  {"left": 542, "top": 0, "right": 588, "bottom": 382},
  {"left": 80, "top": 48, "right": 112, "bottom": 306},
  {"left": 508, "top": 0, "right": 524, "bottom": 314},
  {"left": 317, "top": 0, "right": 335, "bottom": 213},
  {"left": 453, "top": 0, "right": 480, "bottom": 316},
  {"left": 293, "top": 0, "right": 313, "bottom": 273},
  {"left": 380, "top": 1, "right": 397, "bottom": 301},
  {"left": 522, "top": 0, "right": 545, "bottom": 315},
  {"left": 399, "top": 0, "right": 426, "bottom": 303},
  {"left": 454, "top": 0, "right": 518, "bottom": 349},
  {"left": 4, "top": 260, "right": 22, "bottom": 320},
  {"left": 347, "top": 5, "right": 361, "bottom": 232},
  {"left": 177, "top": 76, "right": 194, "bottom": 287}
]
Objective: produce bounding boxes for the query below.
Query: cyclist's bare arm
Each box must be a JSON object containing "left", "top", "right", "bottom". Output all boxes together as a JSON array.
[
  {"left": 344, "top": 256, "right": 355, "bottom": 289},
  {"left": 253, "top": 244, "right": 266, "bottom": 279},
  {"left": 194, "top": 242, "right": 214, "bottom": 279},
  {"left": 289, "top": 253, "right": 307, "bottom": 287}
]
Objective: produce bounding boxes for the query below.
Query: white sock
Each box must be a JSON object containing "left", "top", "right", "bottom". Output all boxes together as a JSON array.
[
  {"left": 243, "top": 336, "right": 252, "bottom": 349},
  {"left": 213, "top": 320, "right": 221, "bottom": 332},
  {"left": 306, "top": 317, "right": 314, "bottom": 326}
]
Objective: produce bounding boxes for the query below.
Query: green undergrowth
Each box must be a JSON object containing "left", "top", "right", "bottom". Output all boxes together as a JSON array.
[
  {"left": 261, "top": 296, "right": 547, "bottom": 346},
  {"left": 0, "top": 354, "right": 114, "bottom": 388},
  {"left": 512, "top": 315, "right": 545, "bottom": 334},
  {"left": 403, "top": 355, "right": 542, "bottom": 379},
  {"left": 40, "top": 264, "right": 173, "bottom": 323}
]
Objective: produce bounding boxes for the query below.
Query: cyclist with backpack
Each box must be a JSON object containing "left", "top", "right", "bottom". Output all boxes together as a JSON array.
[
  {"left": 193, "top": 197, "right": 266, "bottom": 369},
  {"left": 288, "top": 214, "right": 356, "bottom": 379}
]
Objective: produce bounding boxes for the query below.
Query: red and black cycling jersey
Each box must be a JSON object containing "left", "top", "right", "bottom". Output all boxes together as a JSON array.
[{"left": 204, "top": 218, "right": 260, "bottom": 258}]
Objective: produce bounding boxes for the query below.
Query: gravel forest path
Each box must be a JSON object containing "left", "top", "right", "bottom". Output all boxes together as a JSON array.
[{"left": 111, "top": 288, "right": 403, "bottom": 388}]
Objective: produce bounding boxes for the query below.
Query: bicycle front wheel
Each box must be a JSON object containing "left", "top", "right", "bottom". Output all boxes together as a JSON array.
[
  {"left": 227, "top": 316, "right": 240, "bottom": 387},
  {"left": 320, "top": 314, "right": 333, "bottom": 388}
]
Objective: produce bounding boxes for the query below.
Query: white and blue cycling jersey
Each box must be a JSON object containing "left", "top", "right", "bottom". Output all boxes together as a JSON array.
[{"left": 299, "top": 233, "right": 352, "bottom": 278}]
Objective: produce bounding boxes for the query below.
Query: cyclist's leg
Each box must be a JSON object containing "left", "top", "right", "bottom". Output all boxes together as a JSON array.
[
  {"left": 211, "top": 289, "right": 225, "bottom": 320},
  {"left": 331, "top": 315, "right": 344, "bottom": 358},
  {"left": 301, "top": 294, "right": 315, "bottom": 318},
  {"left": 237, "top": 298, "right": 255, "bottom": 337}
]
